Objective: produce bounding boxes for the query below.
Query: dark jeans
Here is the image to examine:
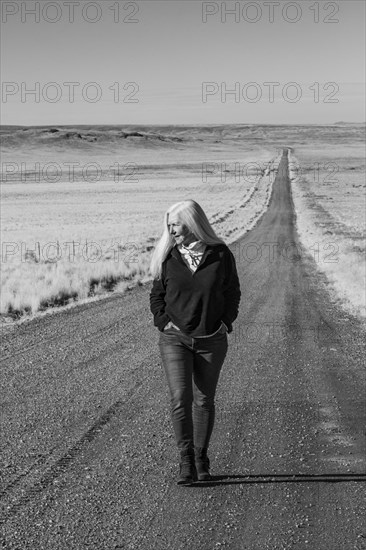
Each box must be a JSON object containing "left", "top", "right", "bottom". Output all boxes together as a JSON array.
[{"left": 158, "top": 328, "right": 228, "bottom": 453}]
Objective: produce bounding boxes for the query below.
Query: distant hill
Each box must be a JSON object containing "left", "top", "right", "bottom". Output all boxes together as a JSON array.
[
  {"left": 334, "top": 121, "right": 365, "bottom": 125},
  {"left": 1, "top": 124, "right": 364, "bottom": 160}
]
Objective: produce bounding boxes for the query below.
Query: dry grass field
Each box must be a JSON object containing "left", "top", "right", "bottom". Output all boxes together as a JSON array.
[{"left": 288, "top": 125, "right": 365, "bottom": 318}]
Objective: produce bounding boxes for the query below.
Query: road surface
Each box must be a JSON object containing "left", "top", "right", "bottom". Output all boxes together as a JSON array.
[{"left": 1, "top": 150, "right": 365, "bottom": 550}]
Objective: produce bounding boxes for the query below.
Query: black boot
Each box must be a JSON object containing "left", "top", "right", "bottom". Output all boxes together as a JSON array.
[
  {"left": 177, "top": 449, "right": 197, "bottom": 485},
  {"left": 195, "top": 447, "right": 211, "bottom": 481}
]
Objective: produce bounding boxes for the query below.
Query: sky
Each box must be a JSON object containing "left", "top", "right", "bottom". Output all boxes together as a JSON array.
[{"left": 1, "top": 0, "right": 365, "bottom": 125}]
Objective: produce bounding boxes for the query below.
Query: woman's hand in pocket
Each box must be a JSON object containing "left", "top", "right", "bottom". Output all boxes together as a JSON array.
[{"left": 219, "top": 321, "right": 228, "bottom": 334}]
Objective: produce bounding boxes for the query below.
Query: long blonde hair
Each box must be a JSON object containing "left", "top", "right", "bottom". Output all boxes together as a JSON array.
[{"left": 149, "top": 199, "right": 225, "bottom": 279}]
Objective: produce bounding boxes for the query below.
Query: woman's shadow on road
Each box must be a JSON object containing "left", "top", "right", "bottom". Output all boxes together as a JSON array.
[{"left": 190, "top": 473, "right": 366, "bottom": 487}]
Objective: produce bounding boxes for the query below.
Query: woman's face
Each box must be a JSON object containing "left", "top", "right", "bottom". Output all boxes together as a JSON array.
[{"left": 167, "top": 214, "right": 195, "bottom": 246}]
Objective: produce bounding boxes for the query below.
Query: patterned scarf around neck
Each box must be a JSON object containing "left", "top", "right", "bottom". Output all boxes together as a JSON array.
[{"left": 178, "top": 240, "right": 207, "bottom": 271}]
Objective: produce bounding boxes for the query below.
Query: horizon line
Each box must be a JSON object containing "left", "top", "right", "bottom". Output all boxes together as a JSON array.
[{"left": 1, "top": 121, "right": 365, "bottom": 128}]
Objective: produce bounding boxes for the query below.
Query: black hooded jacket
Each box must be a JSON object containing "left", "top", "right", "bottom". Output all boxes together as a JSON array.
[{"left": 149, "top": 243, "right": 241, "bottom": 337}]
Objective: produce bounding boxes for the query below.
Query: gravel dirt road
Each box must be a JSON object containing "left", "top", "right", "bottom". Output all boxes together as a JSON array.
[{"left": 1, "top": 150, "right": 365, "bottom": 550}]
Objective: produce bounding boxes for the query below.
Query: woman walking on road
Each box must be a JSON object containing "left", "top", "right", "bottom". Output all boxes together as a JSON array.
[{"left": 149, "top": 199, "right": 241, "bottom": 485}]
